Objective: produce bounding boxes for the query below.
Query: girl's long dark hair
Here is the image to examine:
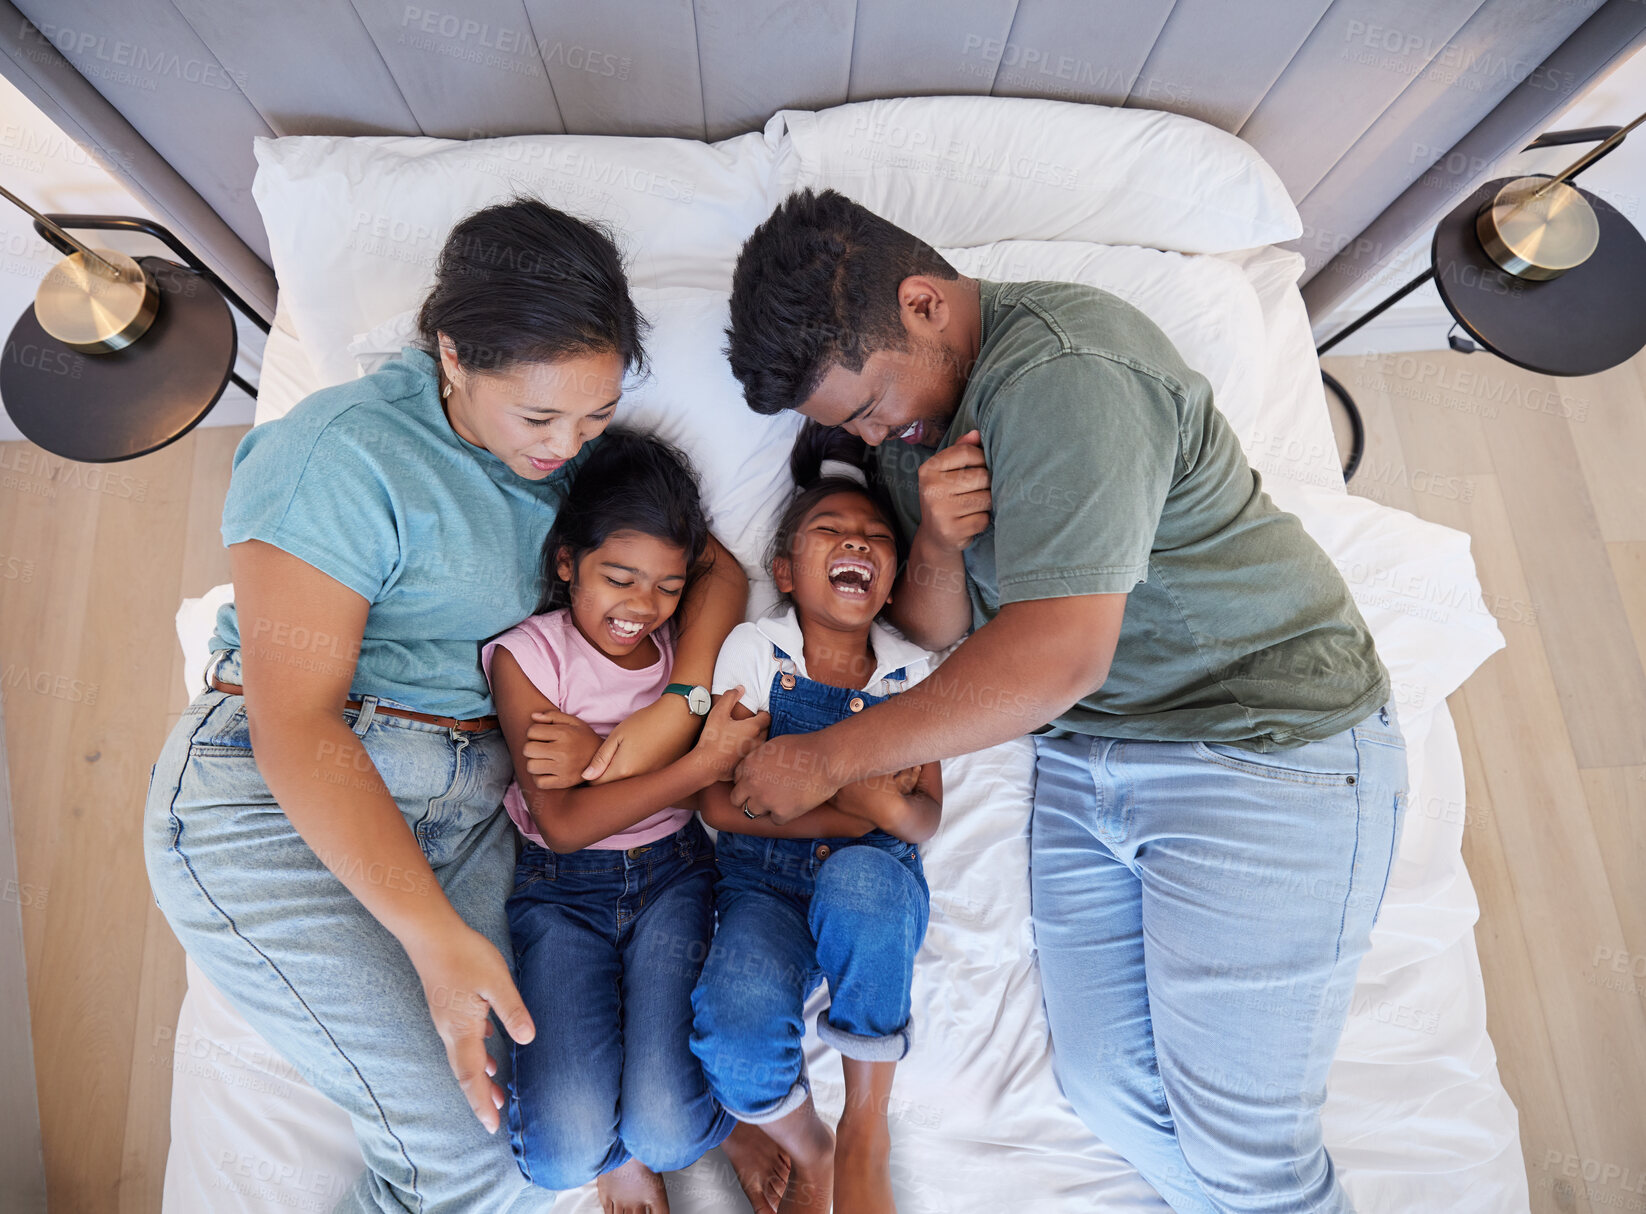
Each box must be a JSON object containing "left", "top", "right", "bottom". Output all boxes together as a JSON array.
[
  {"left": 538, "top": 429, "right": 712, "bottom": 613},
  {"left": 417, "top": 197, "right": 647, "bottom": 377},
  {"left": 764, "top": 422, "right": 908, "bottom": 597}
]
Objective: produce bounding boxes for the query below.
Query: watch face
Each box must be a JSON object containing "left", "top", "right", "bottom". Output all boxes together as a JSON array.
[{"left": 687, "top": 686, "right": 712, "bottom": 715}]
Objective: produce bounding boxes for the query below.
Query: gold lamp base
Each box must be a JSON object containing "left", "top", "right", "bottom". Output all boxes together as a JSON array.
[
  {"left": 34, "top": 247, "right": 159, "bottom": 353},
  {"left": 1475, "top": 176, "right": 1600, "bottom": 281}
]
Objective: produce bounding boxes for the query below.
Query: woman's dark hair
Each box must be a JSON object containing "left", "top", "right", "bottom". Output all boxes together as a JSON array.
[
  {"left": 726, "top": 187, "right": 959, "bottom": 417},
  {"left": 418, "top": 198, "right": 647, "bottom": 377},
  {"left": 538, "top": 428, "right": 711, "bottom": 613},
  {"left": 764, "top": 421, "right": 907, "bottom": 609}
]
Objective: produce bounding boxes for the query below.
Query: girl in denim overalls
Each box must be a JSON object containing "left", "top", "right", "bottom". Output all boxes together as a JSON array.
[{"left": 691, "top": 428, "right": 945, "bottom": 1214}]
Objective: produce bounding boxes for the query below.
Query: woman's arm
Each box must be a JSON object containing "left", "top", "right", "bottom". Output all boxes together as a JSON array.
[
  {"left": 231, "top": 540, "right": 530, "bottom": 1133},
  {"left": 698, "top": 778, "right": 874, "bottom": 839},
  {"left": 491, "top": 649, "right": 763, "bottom": 851},
  {"left": 829, "top": 761, "right": 944, "bottom": 845},
  {"left": 541, "top": 532, "right": 749, "bottom": 784}
]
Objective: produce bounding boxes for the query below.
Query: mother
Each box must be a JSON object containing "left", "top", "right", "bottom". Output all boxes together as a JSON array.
[{"left": 144, "top": 201, "right": 752, "bottom": 1213}]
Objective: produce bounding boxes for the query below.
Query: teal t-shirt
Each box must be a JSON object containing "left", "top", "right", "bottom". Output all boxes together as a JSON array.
[
  {"left": 209, "top": 347, "right": 595, "bottom": 718},
  {"left": 874, "top": 280, "right": 1388, "bottom": 751}
]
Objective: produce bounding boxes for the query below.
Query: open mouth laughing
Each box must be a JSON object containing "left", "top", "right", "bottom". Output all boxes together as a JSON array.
[
  {"left": 826, "top": 557, "right": 877, "bottom": 598},
  {"left": 606, "top": 616, "right": 646, "bottom": 644}
]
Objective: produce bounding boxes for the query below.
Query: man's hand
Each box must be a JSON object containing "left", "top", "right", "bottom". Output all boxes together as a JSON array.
[
  {"left": 521, "top": 710, "right": 602, "bottom": 789},
  {"left": 729, "top": 732, "right": 845, "bottom": 825},
  {"left": 916, "top": 428, "right": 991, "bottom": 552}
]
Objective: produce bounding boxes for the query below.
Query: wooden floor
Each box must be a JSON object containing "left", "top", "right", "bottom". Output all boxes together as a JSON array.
[
  {"left": 1323, "top": 347, "right": 1646, "bottom": 1214},
  {"left": 3, "top": 347, "right": 1644, "bottom": 1212}
]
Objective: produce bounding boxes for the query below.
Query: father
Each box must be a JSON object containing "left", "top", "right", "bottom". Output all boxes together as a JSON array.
[{"left": 724, "top": 188, "right": 1407, "bottom": 1214}]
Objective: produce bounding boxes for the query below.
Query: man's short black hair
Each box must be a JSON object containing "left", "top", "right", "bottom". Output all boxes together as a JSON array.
[{"left": 725, "top": 188, "right": 958, "bottom": 416}]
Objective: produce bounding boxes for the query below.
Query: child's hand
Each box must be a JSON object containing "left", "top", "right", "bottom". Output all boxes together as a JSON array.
[
  {"left": 693, "top": 688, "right": 770, "bottom": 783},
  {"left": 523, "top": 710, "right": 603, "bottom": 789}
]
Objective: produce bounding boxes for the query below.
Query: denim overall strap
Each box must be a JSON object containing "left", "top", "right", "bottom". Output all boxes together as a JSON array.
[{"left": 767, "top": 642, "right": 894, "bottom": 740}]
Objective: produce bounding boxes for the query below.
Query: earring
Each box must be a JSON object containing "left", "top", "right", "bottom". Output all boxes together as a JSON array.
[{"left": 441, "top": 381, "right": 453, "bottom": 399}]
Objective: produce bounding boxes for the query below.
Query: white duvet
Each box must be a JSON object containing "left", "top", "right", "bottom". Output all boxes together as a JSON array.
[{"left": 159, "top": 96, "right": 1528, "bottom": 1213}]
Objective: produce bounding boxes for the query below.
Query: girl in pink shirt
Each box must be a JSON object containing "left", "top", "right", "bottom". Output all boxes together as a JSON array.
[{"left": 483, "top": 431, "right": 781, "bottom": 1213}]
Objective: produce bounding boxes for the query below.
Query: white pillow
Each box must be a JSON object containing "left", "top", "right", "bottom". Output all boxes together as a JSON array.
[
  {"left": 774, "top": 97, "right": 1300, "bottom": 255},
  {"left": 1217, "top": 246, "right": 1345, "bottom": 494},
  {"left": 252, "top": 128, "right": 782, "bottom": 385},
  {"left": 344, "top": 287, "right": 804, "bottom": 614},
  {"left": 942, "top": 240, "right": 1269, "bottom": 466}
]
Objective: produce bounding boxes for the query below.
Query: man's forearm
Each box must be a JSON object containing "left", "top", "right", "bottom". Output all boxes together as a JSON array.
[{"left": 814, "top": 609, "right": 1104, "bottom": 783}]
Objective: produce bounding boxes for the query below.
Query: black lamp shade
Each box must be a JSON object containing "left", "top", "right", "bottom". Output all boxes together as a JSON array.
[{"left": 1432, "top": 177, "right": 1646, "bottom": 377}]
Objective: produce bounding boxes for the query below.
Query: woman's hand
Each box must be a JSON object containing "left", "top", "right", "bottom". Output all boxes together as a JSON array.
[
  {"left": 692, "top": 688, "right": 771, "bottom": 784},
  {"left": 521, "top": 710, "right": 603, "bottom": 789},
  {"left": 405, "top": 920, "right": 535, "bottom": 1134},
  {"left": 580, "top": 692, "right": 703, "bottom": 784}
]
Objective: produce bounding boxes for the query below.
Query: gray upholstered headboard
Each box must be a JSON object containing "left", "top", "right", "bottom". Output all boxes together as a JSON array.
[{"left": 2, "top": 0, "right": 1642, "bottom": 326}]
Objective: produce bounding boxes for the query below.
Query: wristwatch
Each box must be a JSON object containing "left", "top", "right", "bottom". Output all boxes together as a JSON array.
[{"left": 663, "top": 683, "right": 712, "bottom": 716}]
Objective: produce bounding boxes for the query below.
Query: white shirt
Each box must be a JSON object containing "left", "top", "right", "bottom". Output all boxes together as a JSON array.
[{"left": 711, "top": 604, "right": 947, "bottom": 714}]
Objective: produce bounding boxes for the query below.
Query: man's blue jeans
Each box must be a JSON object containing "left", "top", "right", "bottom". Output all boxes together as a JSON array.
[
  {"left": 690, "top": 830, "right": 930, "bottom": 1123},
  {"left": 1030, "top": 703, "right": 1407, "bottom": 1214},
  {"left": 144, "top": 679, "right": 556, "bottom": 1213},
  {"left": 506, "top": 819, "right": 734, "bottom": 1186}
]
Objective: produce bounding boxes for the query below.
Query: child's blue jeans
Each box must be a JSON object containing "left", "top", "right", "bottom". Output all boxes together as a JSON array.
[
  {"left": 507, "top": 819, "right": 734, "bottom": 1187},
  {"left": 691, "top": 638, "right": 930, "bottom": 1123},
  {"left": 690, "top": 830, "right": 929, "bottom": 1122}
]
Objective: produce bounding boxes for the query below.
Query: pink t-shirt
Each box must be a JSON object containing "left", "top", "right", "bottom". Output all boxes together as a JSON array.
[{"left": 481, "top": 610, "right": 690, "bottom": 851}]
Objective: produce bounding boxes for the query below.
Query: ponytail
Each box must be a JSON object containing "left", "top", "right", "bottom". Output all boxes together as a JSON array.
[{"left": 765, "top": 422, "right": 908, "bottom": 584}]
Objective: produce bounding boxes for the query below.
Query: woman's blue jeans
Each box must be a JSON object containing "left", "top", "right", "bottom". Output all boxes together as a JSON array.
[
  {"left": 1029, "top": 702, "right": 1408, "bottom": 1214},
  {"left": 506, "top": 819, "right": 734, "bottom": 1186},
  {"left": 144, "top": 675, "right": 557, "bottom": 1213}
]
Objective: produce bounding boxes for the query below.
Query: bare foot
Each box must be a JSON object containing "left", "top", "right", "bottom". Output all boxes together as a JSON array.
[
  {"left": 720, "top": 1120, "right": 792, "bottom": 1213},
  {"left": 751, "top": 1098, "right": 835, "bottom": 1213},
  {"left": 834, "top": 1114, "right": 895, "bottom": 1214},
  {"left": 597, "top": 1158, "right": 669, "bottom": 1214},
  {"left": 777, "top": 1124, "right": 833, "bottom": 1214}
]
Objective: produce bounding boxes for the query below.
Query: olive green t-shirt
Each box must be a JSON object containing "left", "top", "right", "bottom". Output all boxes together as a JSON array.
[{"left": 873, "top": 279, "right": 1388, "bottom": 751}]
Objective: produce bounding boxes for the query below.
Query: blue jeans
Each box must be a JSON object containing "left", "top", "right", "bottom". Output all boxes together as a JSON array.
[
  {"left": 144, "top": 674, "right": 554, "bottom": 1214},
  {"left": 1030, "top": 703, "right": 1408, "bottom": 1214},
  {"left": 691, "top": 830, "right": 929, "bottom": 1123},
  {"left": 506, "top": 819, "right": 733, "bottom": 1186}
]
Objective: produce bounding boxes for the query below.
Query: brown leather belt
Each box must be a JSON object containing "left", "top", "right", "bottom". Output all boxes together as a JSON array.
[{"left": 209, "top": 676, "right": 499, "bottom": 733}]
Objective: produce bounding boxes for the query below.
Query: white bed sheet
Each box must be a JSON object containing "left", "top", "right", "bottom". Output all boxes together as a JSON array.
[{"left": 163, "top": 215, "right": 1528, "bottom": 1214}]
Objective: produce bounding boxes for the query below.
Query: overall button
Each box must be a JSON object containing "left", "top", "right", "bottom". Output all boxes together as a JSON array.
[
  {"left": 848, "top": 697, "right": 865, "bottom": 712},
  {"left": 780, "top": 673, "right": 796, "bottom": 690},
  {"left": 815, "top": 844, "right": 832, "bottom": 861}
]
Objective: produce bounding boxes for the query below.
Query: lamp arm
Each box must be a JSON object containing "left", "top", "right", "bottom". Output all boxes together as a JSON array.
[
  {"left": 1525, "top": 112, "right": 1646, "bottom": 201},
  {"left": 30, "top": 214, "right": 270, "bottom": 334},
  {"left": 1524, "top": 125, "right": 1623, "bottom": 152}
]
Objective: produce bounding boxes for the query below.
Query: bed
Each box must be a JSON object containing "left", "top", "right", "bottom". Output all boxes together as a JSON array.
[{"left": 158, "top": 96, "right": 1525, "bottom": 1213}]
